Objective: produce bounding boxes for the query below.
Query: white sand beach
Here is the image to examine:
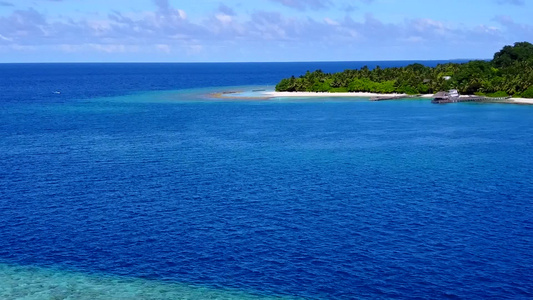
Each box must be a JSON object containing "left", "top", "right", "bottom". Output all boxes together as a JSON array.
[
  {"left": 261, "top": 91, "right": 533, "bottom": 104},
  {"left": 263, "top": 91, "right": 410, "bottom": 98},
  {"left": 510, "top": 98, "right": 533, "bottom": 104},
  {"left": 211, "top": 90, "right": 533, "bottom": 105}
]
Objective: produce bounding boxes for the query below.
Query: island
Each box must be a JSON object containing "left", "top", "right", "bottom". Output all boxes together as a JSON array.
[{"left": 275, "top": 42, "right": 533, "bottom": 100}]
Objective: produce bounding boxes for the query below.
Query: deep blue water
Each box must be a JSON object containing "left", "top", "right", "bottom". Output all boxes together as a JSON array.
[
  {"left": 0, "top": 62, "right": 532, "bottom": 299},
  {"left": 0, "top": 60, "right": 467, "bottom": 104}
]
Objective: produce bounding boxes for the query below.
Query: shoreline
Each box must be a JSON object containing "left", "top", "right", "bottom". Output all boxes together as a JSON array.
[
  {"left": 262, "top": 91, "right": 533, "bottom": 104},
  {"left": 508, "top": 98, "right": 533, "bottom": 105},
  {"left": 262, "top": 91, "right": 427, "bottom": 98},
  {"left": 208, "top": 89, "right": 533, "bottom": 104}
]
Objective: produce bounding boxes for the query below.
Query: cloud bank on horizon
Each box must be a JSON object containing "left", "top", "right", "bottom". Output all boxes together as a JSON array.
[{"left": 0, "top": 0, "right": 531, "bottom": 62}]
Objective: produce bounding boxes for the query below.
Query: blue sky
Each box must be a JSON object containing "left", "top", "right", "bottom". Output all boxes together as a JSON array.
[{"left": 0, "top": 0, "right": 531, "bottom": 62}]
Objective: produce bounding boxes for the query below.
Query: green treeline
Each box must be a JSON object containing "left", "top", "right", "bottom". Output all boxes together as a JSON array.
[{"left": 275, "top": 42, "right": 533, "bottom": 98}]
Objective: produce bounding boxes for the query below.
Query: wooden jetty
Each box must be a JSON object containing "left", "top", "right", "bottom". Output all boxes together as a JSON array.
[
  {"left": 362, "top": 90, "right": 512, "bottom": 104},
  {"left": 432, "top": 91, "right": 511, "bottom": 104},
  {"left": 432, "top": 95, "right": 484, "bottom": 104},
  {"left": 481, "top": 96, "right": 513, "bottom": 103}
]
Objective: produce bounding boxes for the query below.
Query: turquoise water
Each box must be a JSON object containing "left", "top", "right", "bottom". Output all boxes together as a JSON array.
[
  {"left": 1, "top": 63, "right": 532, "bottom": 299},
  {"left": 0, "top": 263, "right": 294, "bottom": 300}
]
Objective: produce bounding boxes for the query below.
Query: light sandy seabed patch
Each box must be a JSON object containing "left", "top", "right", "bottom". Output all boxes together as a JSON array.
[{"left": 0, "top": 263, "right": 296, "bottom": 300}]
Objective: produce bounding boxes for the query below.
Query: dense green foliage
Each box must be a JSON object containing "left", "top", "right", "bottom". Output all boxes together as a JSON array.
[
  {"left": 493, "top": 42, "right": 533, "bottom": 68},
  {"left": 276, "top": 42, "right": 533, "bottom": 97},
  {"left": 521, "top": 86, "right": 533, "bottom": 98}
]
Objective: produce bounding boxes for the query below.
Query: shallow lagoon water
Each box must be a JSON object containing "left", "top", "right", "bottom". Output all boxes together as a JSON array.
[
  {"left": 1, "top": 63, "right": 532, "bottom": 299},
  {"left": 0, "top": 263, "right": 293, "bottom": 300}
]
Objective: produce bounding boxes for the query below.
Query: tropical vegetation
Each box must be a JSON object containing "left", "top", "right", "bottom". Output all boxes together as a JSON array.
[{"left": 275, "top": 42, "right": 533, "bottom": 97}]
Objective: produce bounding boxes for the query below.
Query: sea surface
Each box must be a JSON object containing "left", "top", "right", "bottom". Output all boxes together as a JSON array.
[{"left": 0, "top": 62, "right": 532, "bottom": 299}]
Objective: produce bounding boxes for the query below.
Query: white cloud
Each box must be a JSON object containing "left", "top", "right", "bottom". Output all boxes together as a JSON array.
[
  {"left": 215, "top": 14, "right": 232, "bottom": 25},
  {"left": 177, "top": 9, "right": 187, "bottom": 20},
  {"left": 89, "top": 44, "right": 131, "bottom": 53},
  {"left": 187, "top": 44, "right": 203, "bottom": 55},
  {"left": 0, "top": 34, "right": 13, "bottom": 41},
  {"left": 156, "top": 44, "right": 171, "bottom": 53},
  {"left": 324, "top": 18, "right": 339, "bottom": 26},
  {"left": 267, "top": 0, "right": 332, "bottom": 10},
  {"left": 0, "top": 1, "right": 530, "bottom": 61}
]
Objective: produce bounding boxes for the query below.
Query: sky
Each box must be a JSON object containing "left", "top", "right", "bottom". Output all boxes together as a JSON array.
[{"left": 0, "top": 0, "right": 532, "bottom": 62}]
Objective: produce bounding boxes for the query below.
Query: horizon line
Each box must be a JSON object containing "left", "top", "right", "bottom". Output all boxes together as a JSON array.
[{"left": 0, "top": 58, "right": 486, "bottom": 64}]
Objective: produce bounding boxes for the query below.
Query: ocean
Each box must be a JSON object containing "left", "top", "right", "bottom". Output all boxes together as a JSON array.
[{"left": 0, "top": 62, "right": 531, "bottom": 299}]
